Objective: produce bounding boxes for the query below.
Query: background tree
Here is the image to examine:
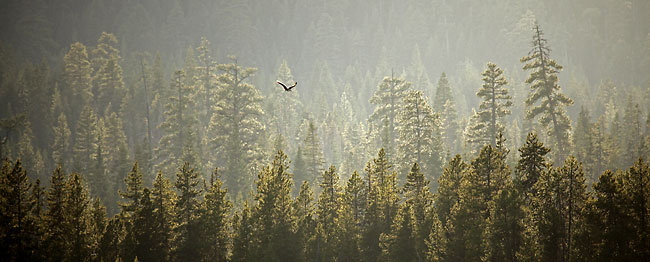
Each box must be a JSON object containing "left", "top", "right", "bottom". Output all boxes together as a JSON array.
[
  {"left": 369, "top": 75, "right": 410, "bottom": 159},
  {"left": 198, "top": 168, "right": 232, "bottom": 261},
  {"left": 172, "top": 162, "right": 202, "bottom": 261},
  {"left": 520, "top": 23, "right": 573, "bottom": 162},
  {"left": 396, "top": 90, "right": 443, "bottom": 181},
  {"left": 466, "top": 62, "right": 512, "bottom": 149},
  {"left": 209, "top": 57, "right": 265, "bottom": 195}
]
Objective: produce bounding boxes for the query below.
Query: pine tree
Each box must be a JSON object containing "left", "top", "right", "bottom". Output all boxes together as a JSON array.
[
  {"left": 433, "top": 72, "right": 453, "bottom": 113},
  {"left": 172, "top": 162, "right": 202, "bottom": 261},
  {"left": 572, "top": 106, "right": 594, "bottom": 180},
  {"left": 51, "top": 113, "right": 71, "bottom": 168},
  {"left": 92, "top": 33, "right": 124, "bottom": 115},
  {"left": 250, "top": 151, "right": 299, "bottom": 261},
  {"left": 369, "top": 75, "right": 411, "bottom": 159},
  {"left": 466, "top": 62, "right": 512, "bottom": 149},
  {"left": 198, "top": 168, "right": 231, "bottom": 261},
  {"left": 232, "top": 201, "right": 254, "bottom": 262},
  {"left": 573, "top": 170, "right": 634, "bottom": 261},
  {"left": 72, "top": 104, "right": 98, "bottom": 174},
  {"left": 396, "top": 90, "right": 443, "bottom": 181},
  {"left": 17, "top": 122, "right": 44, "bottom": 180},
  {"left": 132, "top": 188, "right": 156, "bottom": 262},
  {"left": 269, "top": 59, "right": 302, "bottom": 150},
  {"left": 315, "top": 165, "right": 342, "bottom": 261},
  {"left": 195, "top": 37, "right": 217, "bottom": 124},
  {"left": 621, "top": 98, "right": 642, "bottom": 168},
  {"left": 338, "top": 171, "right": 363, "bottom": 262},
  {"left": 155, "top": 70, "right": 200, "bottom": 176},
  {"left": 620, "top": 158, "right": 650, "bottom": 259},
  {"left": 120, "top": 162, "right": 144, "bottom": 215},
  {"left": 293, "top": 181, "right": 315, "bottom": 261},
  {"left": 360, "top": 149, "right": 399, "bottom": 262},
  {"left": 300, "top": 120, "right": 325, "bottom": 187},
  {"left": 470, "top": 145, "right": 511, "bottom": 205},
  {"left": 440, "top": 99, "right": 460, "bottom": 155},
  {"left": 43, "top": 165, "right": 68, "bottom": 261},
  {"left": 401, "top": 163, "right": 433, "bottom": 261},
  {"left": 520, "top": 23, "right": 573, "bottom": 162},
  {"left": 0, "top": 160, "right": 38, "bottom": 260},
  {"left": 66, "top": 173, "right": 95, "bottom": 261},
  {"left": 382, "top": 204, "right": 417, "bottom": 262},
  {"left": 102, "top": 112, "right": 130, "bottom": 211},
  {"left": 515, "top": 132, "right": 550, "bottom": 200},
  {"left": 64, "top": 42, "right": 93, "bottom": 106},
  {"left": 150, "top": 171, "right": 176, "bottom": 261},
  {"left": 209, "top": 57, "right": 265, "bottom": 194},
  {"left": 434, "top": 155, "right": 468, "bottom": 227},
  {"left": 483, "top": 184, "right": 524, "bottom": 262}
]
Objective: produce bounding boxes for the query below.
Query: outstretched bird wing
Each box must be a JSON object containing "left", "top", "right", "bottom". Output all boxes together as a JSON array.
[
  {"left": 276, "top": 81, "right": 289, "bottom": 91},
  {"left": 287, "top": 82, "right": 297, "bottom": 90}
]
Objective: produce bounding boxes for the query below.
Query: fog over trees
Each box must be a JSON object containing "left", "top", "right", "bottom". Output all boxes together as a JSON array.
[{"left": 1, "top": 0, "right": 649, "bottom": 261}]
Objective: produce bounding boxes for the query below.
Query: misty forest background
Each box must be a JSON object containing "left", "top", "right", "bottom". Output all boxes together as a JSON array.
[{"left": 1, "top": 0, "right": 650, "bottom": 261}]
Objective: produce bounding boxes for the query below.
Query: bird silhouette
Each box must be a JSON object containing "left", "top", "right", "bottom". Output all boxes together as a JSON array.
[{"left": 276, "top": 81, "right": 297, "bottom": 91}]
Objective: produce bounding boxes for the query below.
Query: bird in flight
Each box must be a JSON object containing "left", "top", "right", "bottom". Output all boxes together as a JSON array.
[{"left": 276, "top": 81, "right": 297, "bottom": 91}]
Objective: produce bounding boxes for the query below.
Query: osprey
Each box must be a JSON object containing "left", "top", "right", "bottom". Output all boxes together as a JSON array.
[{"left": 276, "top": 81, "right": 297, "bottom": 91}]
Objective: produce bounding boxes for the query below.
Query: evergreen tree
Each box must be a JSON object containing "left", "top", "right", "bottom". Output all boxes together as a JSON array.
[
  {"left": 64, "top": 42, "right": 93, "bottom": 106},
  {"left": 293, "top": 181, "right": 315, "bottom": 261},
  {"left": 401, "top": 163, "right": 433, "bottom": 261},
  {"left": 620, "top": 158, "right": 650, "bottom": 259},
  {"left": 92, "top": 33, "right": 124, "bottom": 115},
  {"left": 515, "top": 132, "right": 550, "bottom": 200},
  {"left": 17, "top": 122, "right": 44, "bottom": 180},
  {"left": 232, "top": 201, "right": 254, "bottom": 262},
  {"left": 172, "top": 162, "right": 202, "bottom": 261},
  {"left": 155, "top": 70, "right": 200, "bottom": 176},
  {"left": 209, "top": 57, "right": 265, "bottom": 194},
  {"left": 396, "top": 90, "right": 443, "bottom": 181},
  {"left": 434, "top": 155, "right": 468, "bottom": 227},
  {"left": 466, "top": 62, "right": 512, "bottom": 149},
  {"left": 483, "top": 184, "right": 524, "bottom": 262},
  {"left": 43, "top": 166, "right": 68, "bottom": 261},
  {"left": 72, "top": 104, "right": 98, "bottom": 174},
  {"left": 572, "top": 106, "right": 594, "bottom": 180},
  {"left": 66, "top": 173, "right": 95, "bottom": 261},
  {"left": 574, "top": 170, "right": 634, "bottom": 261},
  {"left": 51, "top": 113, "right": 71, "bottom": 168},
  {"left": 315, "top": 165, "right": 342, "bottom": 261},
  {"left": 103, "top": 112, "right": 130, "bottom": 211},
  {"left": 621, "top": 98, "right": 642, "bottom": 168},
  {"left": 250, "top": 151, "right": 299, "bottom": 261},
  {"left": 120, "top": 162, "right": 144, "bottom": 215},
  {"left": 300, "top": 120, "right": 325, "bottom": 187},
  {"left": 338, "top": 171, "right": 363, "bottom": 262},
  {"left": 0, "top": 160, "right": 38, "bottom": 260},
  {"left": 382, "top": 204, "right": 417, "bottom": 262},
  {"left": 369, "top": 75, "right": 411, "bottom": 159},
  {"left": 520, "top": 23, "right": 573, "bottom": 162},
  {"left": 433, "top": 72, "right": 454, "bottom": 113},
  {"left": 440, "top": 99, "right": 460, "bottom": 155},
  {"left": 195, "top": 37, "right": 217, "bottom": 124},
  {"left": 150, "top": 171, "right": 176, "bottom": 261},
  {"left": 132, "top": 188, "right": 156, "bottom": 262},
  {"left": 198, "top": 168, "right": 232, "bottom": 261}
]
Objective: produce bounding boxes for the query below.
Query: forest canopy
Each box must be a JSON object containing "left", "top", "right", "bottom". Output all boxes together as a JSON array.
[{"left": 1, "top": 0, "right": 649, "bottom": 261}]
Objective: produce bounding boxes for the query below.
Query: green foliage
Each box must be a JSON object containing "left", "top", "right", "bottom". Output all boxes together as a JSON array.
[
  {"left": 369, "top": 76, "right": 411, "bottom": 159},
  {"left": 208, "top": 57, "right": 265, "bottom": 195},
  {"left": 466, "top": 62, "right": 512, "bottom": 149},
  {"left": 397, "top": 90, "right": 443, "bottom": 182},
  {"left": 520, "top": 23, "right": 573, "bottom": 162}
]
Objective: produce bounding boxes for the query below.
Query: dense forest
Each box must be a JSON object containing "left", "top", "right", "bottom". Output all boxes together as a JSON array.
[{"left": 1, "top": 0, "right": 650, "bottom": 261}]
